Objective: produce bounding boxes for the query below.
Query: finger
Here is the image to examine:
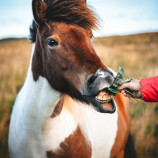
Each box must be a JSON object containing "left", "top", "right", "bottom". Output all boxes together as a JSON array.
[
  {"left": 125, "top": 93, "right": 131, "bottom": 98},
  {"left": 121, "top": 90, "right": 125, "bottom": 93},
  {"left": 121, "top": 91, "right": 127, "bottom": 96},
  {"left": 121, "top": 91, "right": 131, "bottom": 98}
]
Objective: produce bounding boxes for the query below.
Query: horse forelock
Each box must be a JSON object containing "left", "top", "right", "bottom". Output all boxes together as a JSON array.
[
  {"left": 29, "top": 0, "right": 99, "bottom": 43},
  {"left": 45, "top": 0, "right": 99, "bottom": 29}
]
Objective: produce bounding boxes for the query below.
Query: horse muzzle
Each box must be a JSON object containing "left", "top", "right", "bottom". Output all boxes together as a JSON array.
[{"left": 82, "top": 69, "right": 116, "bottom": 114}]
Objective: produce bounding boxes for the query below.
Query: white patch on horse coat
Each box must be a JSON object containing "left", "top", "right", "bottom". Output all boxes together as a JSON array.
[
  {"left": 64, "top": 98, "right": 118, "bottom": 158},
  {"left": 9, "top": 45, "right": 118, "bottom": 158},
  {"left": 9, "top": 45, "right": 61, "bottom": 158},
  {"left": 83, "top": 107, "right": 118, "bottom": 158},
  {"left": 42, "top": 107, "right": 77, "bottom": 151}
]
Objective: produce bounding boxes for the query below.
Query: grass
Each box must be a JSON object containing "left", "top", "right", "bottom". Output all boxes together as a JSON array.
[
  {"left": 0, "top": 32, "right": 158, "bottom": 157},
  {"left": 0, "top": 38, "right": 31, "bottom": 158}
]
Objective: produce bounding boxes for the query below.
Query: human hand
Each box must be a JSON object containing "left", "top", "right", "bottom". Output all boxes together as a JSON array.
[{"left": 118, "top": 79, "right": 142, "bottom": 98}]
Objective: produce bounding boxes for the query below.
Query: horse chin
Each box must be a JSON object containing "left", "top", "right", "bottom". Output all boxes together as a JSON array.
[{"left": 83, "top": 91, "right": 116, "bottom": 114}]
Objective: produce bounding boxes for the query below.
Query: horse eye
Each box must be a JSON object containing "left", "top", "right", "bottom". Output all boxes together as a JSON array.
[{"left": 47, "top": 39, "right": 58, "bottom": 48}]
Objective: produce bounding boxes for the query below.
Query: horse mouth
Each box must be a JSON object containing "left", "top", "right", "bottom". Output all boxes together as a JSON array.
[{"left": 84, "top": 91, "right": 116, "bottom": 113}]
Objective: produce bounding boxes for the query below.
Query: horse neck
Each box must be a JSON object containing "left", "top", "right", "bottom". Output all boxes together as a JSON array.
[{"left": 22, "top": 44, "right": 61, "bottom": 120}]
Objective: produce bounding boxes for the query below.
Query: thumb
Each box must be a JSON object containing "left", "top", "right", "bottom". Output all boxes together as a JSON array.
[{"left": 118, "top": 83, "right": 129, "bottom": 89}]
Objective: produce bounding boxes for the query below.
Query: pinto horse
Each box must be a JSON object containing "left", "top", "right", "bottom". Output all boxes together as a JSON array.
[{"left": 9, "top": 0, "right": 136, "bottom": 158}]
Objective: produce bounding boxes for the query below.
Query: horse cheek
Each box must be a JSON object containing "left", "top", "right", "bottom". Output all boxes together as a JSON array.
[{"left": 55, "top": 55, "right": 68, "bottom": 70}]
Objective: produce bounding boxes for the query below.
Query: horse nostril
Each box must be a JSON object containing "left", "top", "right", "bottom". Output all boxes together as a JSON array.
[
  {"left": 106, "top": 75, "right": 114, "bottom": 85},
  {"left": 87, "top": 75, "right": 97, "bottom": 88},
  {"left": 109, "top": 71, "right": 114, "bottom": 77}
]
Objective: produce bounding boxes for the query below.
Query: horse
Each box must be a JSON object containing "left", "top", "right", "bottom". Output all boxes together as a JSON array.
[{"left": 9, "top": 0, "right": 136, "bottom": 158}]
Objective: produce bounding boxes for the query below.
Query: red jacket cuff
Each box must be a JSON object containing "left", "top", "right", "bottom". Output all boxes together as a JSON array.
[{"left": 140, "top": 76, "right": 158, "bottom": 102}]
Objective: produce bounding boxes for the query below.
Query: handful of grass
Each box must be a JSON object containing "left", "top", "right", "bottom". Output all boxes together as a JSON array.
[{"left": 106, "top": 67, "right": 133, "bottom": 96}]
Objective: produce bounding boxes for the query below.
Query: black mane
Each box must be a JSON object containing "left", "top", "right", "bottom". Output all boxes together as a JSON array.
[{"left": 29, "top": 20, "right": 37, "bottom": 43}]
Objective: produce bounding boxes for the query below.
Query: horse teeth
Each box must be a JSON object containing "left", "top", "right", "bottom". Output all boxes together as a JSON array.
[
  {"left": 98, "top": 95, "right": 102, "bottom": 100},
  {"left": 103, "top": 95, "right": 107, "bottom": 100},
  {"left": 95, "top": 96, "right": 99, "bottom": 100},
  {"left": 95, "top": 96, "right": 112, "bottom": 103},
  {"left": 95, "top": 91, "right": 112, "bottom": 104}
]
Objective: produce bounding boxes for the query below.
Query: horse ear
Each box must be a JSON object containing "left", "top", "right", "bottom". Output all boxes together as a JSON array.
[
  {"left": 32, "top": 0, "right": 46, "bottom": 25},
  {"left": 82, "top": 0, "right": 87, "bottom": 5}
]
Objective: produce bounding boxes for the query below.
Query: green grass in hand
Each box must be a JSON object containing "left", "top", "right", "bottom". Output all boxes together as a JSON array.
[{"left": 106, "top": 67, "right": 133, "bottom": 96}]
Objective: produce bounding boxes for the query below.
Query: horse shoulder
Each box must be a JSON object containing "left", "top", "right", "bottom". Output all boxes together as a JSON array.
[{"left": 45, "top": 96, "right": 92, "bottom": 158}]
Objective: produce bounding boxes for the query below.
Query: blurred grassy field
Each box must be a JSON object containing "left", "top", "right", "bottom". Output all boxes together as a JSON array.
[{"left": 0, "top": 33, "right": 158, "bottom": 158}]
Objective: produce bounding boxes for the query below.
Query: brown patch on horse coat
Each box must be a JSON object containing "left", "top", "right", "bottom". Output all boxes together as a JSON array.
[
  {"left": 51, "top": 96, "right": 64, "bottom": 118},
  {"left": 114, "top": 93, "right": 129, "bottom": 125},
  {"left": 110, "top": 93, "right": 129, "bottom": 158},
  {"left": 46, "top": 127, "right": 91, "bottom": 158}
]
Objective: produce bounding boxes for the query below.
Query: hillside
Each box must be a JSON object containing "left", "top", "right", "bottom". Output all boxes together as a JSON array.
[{"left": 0, "top": 33, "right": 158, "bottom": 158}]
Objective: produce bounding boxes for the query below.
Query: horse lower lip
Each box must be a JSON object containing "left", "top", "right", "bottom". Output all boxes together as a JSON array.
[{"left": 96, "top": 99, "right": 113, "bottom": 110}]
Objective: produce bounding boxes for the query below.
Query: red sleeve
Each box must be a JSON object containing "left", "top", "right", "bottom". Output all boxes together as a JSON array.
[{"left": 140, "top": 76, "right": 158, "bottom": 102}]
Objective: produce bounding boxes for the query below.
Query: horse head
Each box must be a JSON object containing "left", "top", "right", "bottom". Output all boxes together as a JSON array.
[{"left": 31, "top": 0, "right": 116, "bottom": 113}]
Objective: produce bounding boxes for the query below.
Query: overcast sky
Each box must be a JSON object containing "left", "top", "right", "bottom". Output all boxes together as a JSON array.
[{"left": 0, "top": 0, "right": 158, "bottom": 39}]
